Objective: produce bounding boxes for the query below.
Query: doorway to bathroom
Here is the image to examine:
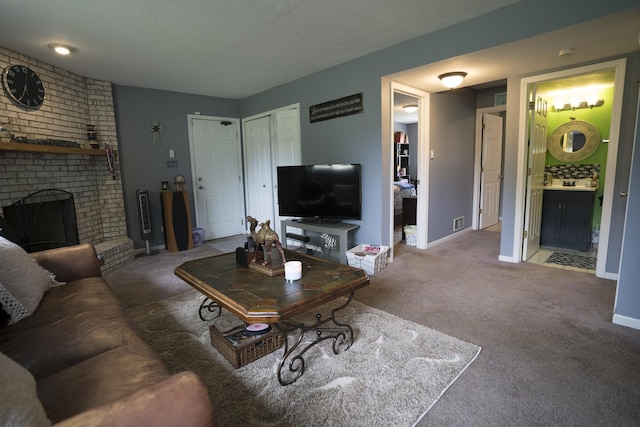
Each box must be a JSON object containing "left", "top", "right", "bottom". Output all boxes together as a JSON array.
[{"left": 516, "top": 59, "right": 626, "bottom": 278}]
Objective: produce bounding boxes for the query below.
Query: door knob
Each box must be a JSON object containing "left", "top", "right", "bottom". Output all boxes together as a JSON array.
[{"left": 199, "top": 185, "right": 206, "bottom": 190}]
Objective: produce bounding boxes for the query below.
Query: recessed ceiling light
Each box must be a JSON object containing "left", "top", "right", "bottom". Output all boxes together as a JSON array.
[{"left": 48, "top": 43, "right": 76, "bottom": 55}]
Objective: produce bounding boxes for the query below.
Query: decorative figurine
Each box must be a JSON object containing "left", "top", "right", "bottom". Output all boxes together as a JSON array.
[
  {"left": 174, "top": 174, "right": 185, "bottom": 191},
  {"left": 247, "top": 216, "right": 286, "bottom": 267}
]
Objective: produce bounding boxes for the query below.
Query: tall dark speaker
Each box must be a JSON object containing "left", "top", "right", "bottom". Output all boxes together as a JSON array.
[
  {"left": 160, "top": 191, "right": 193, "bottom": 252},
  {"left": 136, "top": 190, "right": 157, "bottom": 256}
]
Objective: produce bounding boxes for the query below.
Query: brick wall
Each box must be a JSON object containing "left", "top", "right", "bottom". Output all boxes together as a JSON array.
[{"left": 0, "top": 46, "right": 132, "bottom": 270}]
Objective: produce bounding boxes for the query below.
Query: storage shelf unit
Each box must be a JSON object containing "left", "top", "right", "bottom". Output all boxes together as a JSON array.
[
  {"left": 280, "top": 220, "right": 359, "bottom": 264},
  {"left": 394, "top": 131, "right": 410, "bottom": 180}
]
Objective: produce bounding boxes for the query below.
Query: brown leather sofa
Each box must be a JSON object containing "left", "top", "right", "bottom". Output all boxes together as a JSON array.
[{"left": 0, "top": 243, "right": 218, "bottom": 426}]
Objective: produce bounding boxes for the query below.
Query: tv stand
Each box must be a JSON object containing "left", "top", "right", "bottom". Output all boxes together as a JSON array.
[
  {"left": 281, "top": 219, "right": 359, "bottom": 264},
  {"left": 295, "top": 217, "right": 341, "bottom": 225}
]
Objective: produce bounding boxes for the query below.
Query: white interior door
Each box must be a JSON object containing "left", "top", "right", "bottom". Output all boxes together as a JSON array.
[
  {"left": 191, "top": 117, "right": 244, "bottom": 240},
  {"left": 271, "top": 109, "right": 302, "bottom": 234},
  {"left": 523, "top": 91, "right": 548, "bottom": 260},
  {"left": 479, "top": 113, "right": 503, "bottom": 229},
  {"left": 243, "top": 107, "right": 301, "bottom": 235},
  {"left": 244, "top": 116, "right": 274, "bottom": 224}
]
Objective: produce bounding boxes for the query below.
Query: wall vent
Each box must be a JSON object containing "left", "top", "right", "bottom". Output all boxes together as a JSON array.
[{"left": 453, "top": 216, "right": 464, "bottom": 232}]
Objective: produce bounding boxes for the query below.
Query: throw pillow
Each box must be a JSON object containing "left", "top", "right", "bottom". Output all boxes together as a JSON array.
[
  {"left": 0, "top": 352, "right": 51, "bottom": 426},
  {"left": 0, "top": 236, "right": 57, "bottom": 324}
]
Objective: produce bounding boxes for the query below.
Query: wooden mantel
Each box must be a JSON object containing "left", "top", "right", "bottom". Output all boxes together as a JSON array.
[{"left": 0, "top": 141, "right": 109, "bottom": 156}]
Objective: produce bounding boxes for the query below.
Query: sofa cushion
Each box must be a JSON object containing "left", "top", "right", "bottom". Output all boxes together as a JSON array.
[
  {"left": 0, "top": 279, "right": 151, "bottom": 379},
  {"left": 0, "top": 236, "right": 58, "bottom": 324},
  {"left": 0, "top": 352, "right": 50, "bottom": 426},
  {"left": 37, "top": 343, "right": 169, "bottom": 423}
]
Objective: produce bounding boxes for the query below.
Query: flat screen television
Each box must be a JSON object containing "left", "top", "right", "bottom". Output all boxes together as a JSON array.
[{"left": 277, "top": 164, "right": 361, "bottom": 223}]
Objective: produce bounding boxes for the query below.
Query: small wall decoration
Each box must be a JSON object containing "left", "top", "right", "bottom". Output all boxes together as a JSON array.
[
  {"left": 309, "top": 93, "right": 363, "bottom": 123},
  {"left": 147, "top": 119, "right": 165, "bottom": 146},
  {"left": 105, "top": 143, "right": 116, "bottom": 179}
]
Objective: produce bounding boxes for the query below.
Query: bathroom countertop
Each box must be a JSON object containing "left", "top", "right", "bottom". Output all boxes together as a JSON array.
[{"left": 544, "top": 181, "right": 598, "bottom": 192}]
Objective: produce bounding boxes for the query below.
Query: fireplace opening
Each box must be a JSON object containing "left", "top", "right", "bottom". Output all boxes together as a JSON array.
[{"left": 2, "top": 189, "right": 79, "bottom": 252}]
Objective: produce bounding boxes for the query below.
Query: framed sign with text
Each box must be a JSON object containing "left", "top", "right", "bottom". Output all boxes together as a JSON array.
[{"left": 310, "top": 93, "right": 363, "bottom": 123}]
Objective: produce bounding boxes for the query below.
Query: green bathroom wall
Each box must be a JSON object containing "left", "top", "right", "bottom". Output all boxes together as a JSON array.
[{"left": 545, "top": 86, "right": 614, "bottom": 230}]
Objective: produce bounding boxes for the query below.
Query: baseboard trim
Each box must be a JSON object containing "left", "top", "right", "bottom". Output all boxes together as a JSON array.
[
  {"left": 426, "top": 227, "right": 472, "bottom": 249},
  {"left": 612, "top": 314, "right": 640, "bottom": 331},
  {"left": 498, "top": 255, "right": 516, "bottom": 263}
]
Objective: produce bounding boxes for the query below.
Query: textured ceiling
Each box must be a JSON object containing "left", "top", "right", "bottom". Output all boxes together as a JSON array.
[{"left": 0, "top": 0, "right": 517, "bottom": 99}]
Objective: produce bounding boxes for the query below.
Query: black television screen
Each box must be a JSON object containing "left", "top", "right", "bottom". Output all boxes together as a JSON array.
[{"left": 277, "top": 164, "right": 361, "bottom": 222}]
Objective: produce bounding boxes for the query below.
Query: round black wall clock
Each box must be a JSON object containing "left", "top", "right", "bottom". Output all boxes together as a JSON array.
[{"left": 2, "top": 65, "right": 45, "bottom": 108}]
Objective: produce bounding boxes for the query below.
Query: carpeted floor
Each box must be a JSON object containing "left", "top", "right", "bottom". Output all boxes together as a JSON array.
[
  {"left": 126, "top": 290, "right": 481, "bottom": 426},
  {"left": 106, "top": 230, "right": 640, "bottom": 426}
]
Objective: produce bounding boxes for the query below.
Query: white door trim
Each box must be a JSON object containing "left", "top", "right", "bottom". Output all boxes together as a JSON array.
[
  {"left": 384, "top": 80, "right": 430, "bottom": 261},
  {"left": 242, "top": 103, "right": 300, "bottom": 123},
  {"left": 473, "top": 105, "right": 506, "bottom": 230},
  {"left": 513, "top": 58, "right": 627, "bottom": 278},
  {"left": 241, "top": 103, "right": 301, "bottom": 235}
]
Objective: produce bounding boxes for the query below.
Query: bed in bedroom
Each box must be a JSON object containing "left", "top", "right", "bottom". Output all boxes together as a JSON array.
[{"left": 393, "top": 181, "right": 416, "bottom": 227}]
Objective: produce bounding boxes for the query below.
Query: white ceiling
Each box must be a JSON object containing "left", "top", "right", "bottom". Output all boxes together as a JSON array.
[
  {"left": 1, "top": 2, "right": 638, "bottom": 105},
  {"left": 0, "top": 0, "right": 518, "bottom": 99}
]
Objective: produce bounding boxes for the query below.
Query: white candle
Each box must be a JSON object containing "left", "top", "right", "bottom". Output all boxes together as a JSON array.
[{"left": 284, "top": 260, "right": 302, "bottom": 281}]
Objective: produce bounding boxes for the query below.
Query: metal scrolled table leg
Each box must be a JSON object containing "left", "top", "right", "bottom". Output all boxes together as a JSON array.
[
  {"left": 198, "top": 297, "right": 222, "bottom": 321},
  {"left": 275, "top": 292, "right": 355, "bottom": 386}
]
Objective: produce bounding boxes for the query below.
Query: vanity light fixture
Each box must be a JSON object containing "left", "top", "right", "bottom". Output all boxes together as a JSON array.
[
  {"left": 402, "top": 104, "right": 418, "bottom": 113},
  {"left": 48, "top": 43, "right": 76, "bottom": 55},
  {"left": 552, "top": 98, "right": 604, "bottom": 112},
  {"left": 438, "top": 71, "right": 467, "bottom": 89}
]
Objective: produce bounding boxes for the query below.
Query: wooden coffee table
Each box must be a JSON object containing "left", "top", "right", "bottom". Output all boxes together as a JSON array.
[{"left": 174, "top": 249, "right": 370, "bottom": 385}]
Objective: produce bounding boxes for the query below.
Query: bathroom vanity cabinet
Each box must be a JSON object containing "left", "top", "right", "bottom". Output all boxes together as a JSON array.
[{"left": 540, "top": 189, "right": 594, "bottom": 251}]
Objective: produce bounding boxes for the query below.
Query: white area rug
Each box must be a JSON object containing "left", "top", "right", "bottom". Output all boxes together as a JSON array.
[{"left": 127, "top": 290, "right": 481, "bottom": 426}]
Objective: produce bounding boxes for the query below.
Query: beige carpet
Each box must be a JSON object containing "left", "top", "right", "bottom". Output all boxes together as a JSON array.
[{"left": 127, "top": 289, "right": 481, "bottom": 426}]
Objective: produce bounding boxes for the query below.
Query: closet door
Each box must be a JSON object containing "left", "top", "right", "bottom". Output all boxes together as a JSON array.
[
  {"left": 244, "top": 116, "right": 273, "bottom": 224},
  {"left": 243, "top": 108, "right": 301, "bottom": 235},
  {"left": 271, "top": 109, "right": 301, "bottom": 234}
]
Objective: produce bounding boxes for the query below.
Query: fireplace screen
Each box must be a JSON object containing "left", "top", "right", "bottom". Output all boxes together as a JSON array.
[{"left": 2, "top": 189, "right": 79, "bottom": 252}]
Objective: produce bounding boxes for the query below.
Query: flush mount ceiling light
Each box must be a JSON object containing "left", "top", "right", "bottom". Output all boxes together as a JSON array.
[
  {"left": 48, "top": 43, "right": 76, "bottom": 55},
  {"left": 402, "top": 104, "right": 418, "bottom": 113},
  {"left": 438, "top": 71, "right": 467, "bottom": 89}
]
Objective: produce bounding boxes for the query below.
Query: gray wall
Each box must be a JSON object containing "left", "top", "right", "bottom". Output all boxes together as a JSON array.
[
  {"left": 428, "top": 89, "right": 477, "bottom": 241},
  {"left": 407, "top": 123, "right": 418, "bottom": 180},
  {"left": 112, "top": 86, "right": 239, "bottom": 248},
  {"left": 108, "top": 1, "right": 639, "bottom": 315},
  {"left": 606, "top": 53, "right": 640, "bottom": 272},
  {"left": 615, "top": 85, "right": 640, "bottom": 321},
  {"left": 238, "top": 0, "right": 638, "bottom": 249}
]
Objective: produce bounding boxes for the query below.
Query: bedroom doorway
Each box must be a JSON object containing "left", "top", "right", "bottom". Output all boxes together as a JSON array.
[
  {"left": 473, "top": 106, "right": 506, "bottom": 232},
  {"left": 388, "top": 82, "right": 430, "bottom": 260},
  {"left": 392, "top": 92, "right": 419, "bottom": 246}
]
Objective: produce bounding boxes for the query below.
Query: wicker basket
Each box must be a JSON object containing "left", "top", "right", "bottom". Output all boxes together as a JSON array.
[{"left": 209, "top": 325, "right": 283, "bottom": 369}]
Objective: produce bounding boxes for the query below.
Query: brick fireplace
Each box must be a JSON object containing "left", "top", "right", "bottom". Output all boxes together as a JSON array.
[{"left": 0, "top": 46, "right": 132, "bottom": 272}]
